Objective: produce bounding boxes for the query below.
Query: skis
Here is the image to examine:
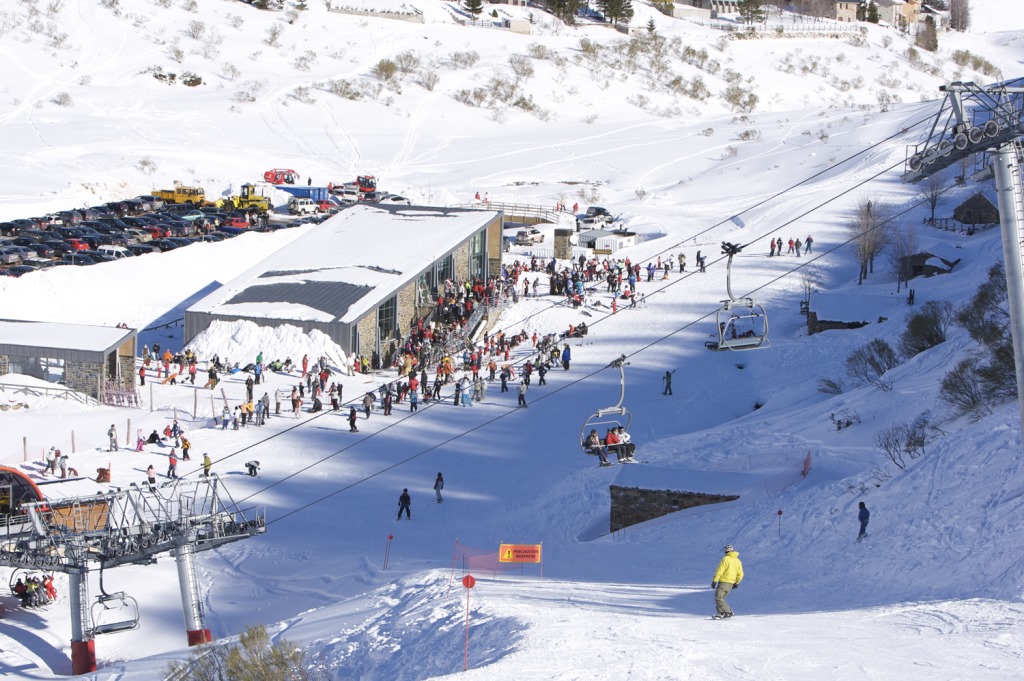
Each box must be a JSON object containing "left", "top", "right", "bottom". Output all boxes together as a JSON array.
[{"left": 711, "top": 613, "right": 734, "bottom": 620}]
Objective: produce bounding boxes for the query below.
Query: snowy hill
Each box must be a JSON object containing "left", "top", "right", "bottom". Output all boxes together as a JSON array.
[{"left": 0, "top": 1, "right": 1023, "bottom": 679}]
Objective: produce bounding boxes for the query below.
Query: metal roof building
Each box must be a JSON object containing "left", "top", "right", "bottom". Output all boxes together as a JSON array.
[
  {"left": 184, "top": 204, "right": 503, "bottom": 359},
  {"left": 0, "top": 319, "right": 137, "bottom": 399}
]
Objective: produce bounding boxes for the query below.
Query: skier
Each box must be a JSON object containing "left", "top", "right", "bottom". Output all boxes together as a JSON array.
[
  {"left": 663, "top": 370, "right": 675, "bottom": 396},
  {"left": 202, "top": 453, "right": 212, "bottom": 478},
  {"left": 107, "top": 424, "right": 118, "bottom": 452},
  {"left": 397, "top": 488, "right": 412, "bottom": 520},
  {"left": 805, "top": 235, "right": 814, "bottom": 254},
  {"left": 517, "top": 380, "right": 528, "bottom": 407},
  {"left": 711, "top": 544, "right": 744, "bottom": 619},
  {"left": 434, "top": 473, "right": 444, "bottom": 503},
  {"left": 348, "top": 407, "right": 359, "bottom": 432},
  {"left": 585, "top": 429, "right": 610, "bottom": 466},
  {"left": 857, "top": 501, "right": 870, "bottom": 541},
  {"left": 362, "top": 392, "right": 374, "bottom": 419},
  {"left": 167, "top": 450, "right": 178, "bottom": 479},
  {"left": 561, "top": 344, "right": 571, "bottom": 371}
]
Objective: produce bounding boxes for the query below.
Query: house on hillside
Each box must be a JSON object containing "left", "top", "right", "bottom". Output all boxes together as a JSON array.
[
  {"left": 898, "top": 250, "right": 961, "bottom": 280},
  {"left": 835, "top": 1, "right": 862, "bottom": 22},
  {"left": 875, "top": 0, "right": 922, "bottom": 32},
  {"left": 953, "top": 193, "right": 999, "bottom": 226}
]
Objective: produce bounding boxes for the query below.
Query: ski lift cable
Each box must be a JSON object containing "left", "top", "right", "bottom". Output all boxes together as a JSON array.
[
  {"left": 237, "top": 169, "right": 952, "bottom": 523},
  {"left": 209, "top": 122, "right": 951, "bottom": 517}
]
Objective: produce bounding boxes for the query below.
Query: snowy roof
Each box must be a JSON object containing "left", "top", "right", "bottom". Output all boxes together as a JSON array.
[
  {"left": 187, "top": 205, "right": 499, "bottom": 325},
  {"left": 810, "top": 292, "right": 903, "bottom": 322},
  {"left": 0, "top": 319, "right": 134, "bottom": 358}
]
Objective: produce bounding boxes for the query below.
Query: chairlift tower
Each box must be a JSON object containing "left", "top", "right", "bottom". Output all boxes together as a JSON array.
[
  {"left": 901, "top": 79, "right": 1024, "bottom": 434},
  {"left": 0, "top": 476, "right": 266, "bottom": 675}
]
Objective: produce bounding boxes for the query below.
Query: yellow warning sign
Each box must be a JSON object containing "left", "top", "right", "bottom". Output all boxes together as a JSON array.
[{"left": 498, "top": 543, "right": 542, "bottom": 563}]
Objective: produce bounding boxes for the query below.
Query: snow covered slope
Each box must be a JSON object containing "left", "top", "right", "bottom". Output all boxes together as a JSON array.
[{"left": 0, "top": 2, "right": 1022, "bottom": 679}]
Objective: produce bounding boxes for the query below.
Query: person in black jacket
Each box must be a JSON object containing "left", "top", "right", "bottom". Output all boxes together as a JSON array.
[
  {"left": 397, "top": 488, "right": 411, "bottom": 520},
  {"left": 857, "top": 502, "right": 870, "bottom": 541}
]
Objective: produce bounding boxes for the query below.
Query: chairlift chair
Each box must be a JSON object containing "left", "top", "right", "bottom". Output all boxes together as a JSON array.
[
  {"left": 90, "top": 567, "right": 140, "bottom": 636},
  {"left": 705, "top": 242, "right": 770, "bottom": 352},
  {"left": 579, "top": 356, "right": 636, "bottom": 457}
]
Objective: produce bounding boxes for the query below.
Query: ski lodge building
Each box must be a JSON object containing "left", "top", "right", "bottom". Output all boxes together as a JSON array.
[{"left": 183, "top": 204, "right": 503, "bottom": 361}]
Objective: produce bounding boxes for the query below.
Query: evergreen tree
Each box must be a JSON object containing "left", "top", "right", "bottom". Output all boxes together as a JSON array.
[
  {"left": 737, "top": 0, "right": 765, "bottom": 25},
  {"left": 866, "top": 1, "right": 880, "bottom": 23},
  {"left": 596, "top": 0, "right": 633, "bottom": 25},
  {"left": 915, "top": 15, "right": 938, "bottom": 52},
  {"left": 647, "top": 18, "right": 656, "bottom": 34},
  {"left": 464, "top": 0, "right": 484, "bottom": 18}
]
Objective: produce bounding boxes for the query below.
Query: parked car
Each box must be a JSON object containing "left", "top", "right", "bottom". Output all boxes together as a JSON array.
[
  {"left": 43, "top": 240, "right": 76, "bottom": 256},
  {"left": 136, "top": 195, "right": 165, "bottom": 210},
  {"left": 82, "top": 250, "right": 115, "bottom": 263},
  {"left": 21, "top": 242, "right": 56, "bottom": 259},
  {"left": 288, "top": 197, "right": 318, "bottom": 215},
  {"left": 127, "top": 243, "right": 156, "bottom": 256},
  {"left": 61, "top": 252, "right": 95, "bottom": 265},
  {"left": 97, "top": 244, "right": 133, "bottom": 259},
  {"left": 0, "top": 247, "right": 25, "bottom": 264},
  {"left": 148, "top": 238, "right": 179, "bottom": 251},
  {"left": 0, "top": 264, "right": 38, "bottom": 277},
  {"left": 515, "top": 228, "right": 545, "bottom": 245},
  {"left": 378, "top": 194, "right": 411, "bottom": 206},
  {"left": 65, "top": 238, "right": 91, "bottom": 251},
  {"left": 585, "top": 206, "right": 612, "bottom": 219},
  {"left": 222, "top": 216, "right": 250, "bottom": 228}
]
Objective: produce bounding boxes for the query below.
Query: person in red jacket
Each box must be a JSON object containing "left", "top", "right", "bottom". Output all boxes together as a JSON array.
[{"left": 139, "top": 365, "right": 146, "bottom": 386}]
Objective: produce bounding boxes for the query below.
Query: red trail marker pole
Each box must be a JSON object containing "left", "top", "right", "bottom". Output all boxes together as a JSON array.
[
  {"left": 462, "top": 575, "right": 475, "bottom": 671},
  {"left": 383, "top": 534, "right": 393, "bottom": 570}
]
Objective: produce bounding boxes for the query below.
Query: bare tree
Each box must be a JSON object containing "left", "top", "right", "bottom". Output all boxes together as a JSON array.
[
  {"left": 918, "top": 169, "right": 948, "bottom": 225},
  {"left": 949, "top": 0, "right": 970, "bottom": 31},
  {"left": 845, "top": 338, "right": 900, "bottom": 391},
  {"left": 888, "top": 223, "right": 918, "bottom": 292},
  {"left": 849, "top": 198, "right": 897, "bottom": 284}
]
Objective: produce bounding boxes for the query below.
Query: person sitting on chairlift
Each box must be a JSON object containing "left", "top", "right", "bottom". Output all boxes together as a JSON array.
[{"left": 585, "top": 429, "right": 610, "bottom": 466}]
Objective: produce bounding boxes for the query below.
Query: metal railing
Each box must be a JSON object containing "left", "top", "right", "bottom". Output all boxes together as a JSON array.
[{"left": 0, "top": 381, "right": 94, "bottom": 405}]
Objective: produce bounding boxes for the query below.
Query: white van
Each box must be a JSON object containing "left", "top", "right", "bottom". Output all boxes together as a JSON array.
[
  {"left": 97, "top": 245, "right": 133, "bottom": 259},
  {"left": 288, "top": 197, "right": 318, "bottom": 215}
]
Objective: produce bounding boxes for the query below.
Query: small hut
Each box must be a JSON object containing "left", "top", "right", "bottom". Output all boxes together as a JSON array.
[{"left": 953, "top": 193, "right": 999, "bottom": 226}]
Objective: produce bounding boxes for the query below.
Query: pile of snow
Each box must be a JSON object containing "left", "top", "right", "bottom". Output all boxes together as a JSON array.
[{"left": 186, "top": 319, "right": 351, "bottom": 371}]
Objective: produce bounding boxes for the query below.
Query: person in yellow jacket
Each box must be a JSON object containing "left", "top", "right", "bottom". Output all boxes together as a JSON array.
[{"left": 711, "top": 544, "right": 744, "bottom": 619}]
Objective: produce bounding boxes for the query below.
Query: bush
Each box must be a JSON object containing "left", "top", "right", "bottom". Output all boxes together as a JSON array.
[
  {"left": 265, "top": 24, "right": 283, "bottom": 47},
  {"left": 417, "top": 70, "right": 439, "bottom": 91},
  {"left": 51, "top": 92, "right": 73, "bottom": 107},
  {"left": 185, "top": 19, "right": 205, "bottom": 40},
  {"left": 372, "top": 59, "right": 397, "bottom": 82},
  {"left": 166, "top": 625, "right": 316, "bottom": 680},
  {"left": 817, "top": 377, "right": 844, "bottom": 396},
  {"left": 723, "top": 84, "right": 758, "bottom": 113},
  {"left": 449, "top": 50, "right": 479, "bottom": 68},
  {"left": 508, "top": 54, "right": 534, "bottom": 81},
  {"left": 940, "top": 359, "right": 990, "bottom": 421},
  {"left": 845, "top": 338, "right": 899, "bottom": 391},
  {"left": 875, "top": 418, "right": 932, "bottom": 471},
  {"left": 325, "top": 79, "right": 363, "bottom": 100},
  {"left": 830, "top": 409, "right": 860, "bottom": 430},
  {"left": 181, "top": 71, "right": 202, "bottom": 87},
  {"left": 395, "top": 51, "right": 420, "bottom": 74},
  {"left": 898, "top": 300, "right": 954, "bottom": 358}
]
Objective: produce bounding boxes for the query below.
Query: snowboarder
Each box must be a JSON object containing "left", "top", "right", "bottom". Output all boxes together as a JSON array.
[
  {"left": 107, "top": 424, "right": 118, "bottom": 452},
  {"left": 362, "top": 392, "right": 374, "bottom": 419},
  {"left": 245, "top": 460, "right": 260, "bottom": 476},
  {"left": 561, "top": 344, "right": 571, "bottom": 371},
  {"left": 663, "top": 370, "right": 674, "bottom": 396},
  {"left": 181, "top": 435, "right": 191, "bottom": 460},
  {"left": 167, "top": 451, "right": 178, "bottom": 479},
  {"left": 397, "top": 488, "right": 412, "bottom": 520},
  {"left": 857, "top": 501, "right": 870, "bottom": 541},
  {"left": 805, "top": 235, "right": 814, "bottom": 254},
  {"left": 348, "top": 406, "right": 359, "bottom": 432},
  {"left": 434, "top": 473, "right": 444, "bottom": 503},
  {"left": 517, "top": 380, "right": 528, "bottom": 407},
  {"left": 202, "top": 453, "right": 212, "bottom": 478},
  {"left": 146, "top": 465, "right": 156, "bottom": 486},
  {"left": 711, "top": 544, "right": 743, "bottom": 619}
]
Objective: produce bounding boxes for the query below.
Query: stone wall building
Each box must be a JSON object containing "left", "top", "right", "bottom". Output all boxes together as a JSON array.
[
  {"left": 0, "top": 320, "right": 137, "bottom": 399},
  {"left": 184, "top": 205, "right": 503, "bottom": 364}
]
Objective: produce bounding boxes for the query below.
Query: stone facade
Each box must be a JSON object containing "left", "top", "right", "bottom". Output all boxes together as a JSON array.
[
  {"left": 0, "top": 354, "right": 8, "bottom": 376},
  {"left": 64, "top": 360, "right": 104, "bottom": 399},
  {"left": 452, "top": 241, "right": 472, "bottom": 283},
  {"left": 610, "top": 485, "right": 740, "bottom": 532}
]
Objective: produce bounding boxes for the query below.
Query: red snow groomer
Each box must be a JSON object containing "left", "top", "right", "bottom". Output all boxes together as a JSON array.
[{"left": 263, "top": 168, "right": 299, "bottom": 185}]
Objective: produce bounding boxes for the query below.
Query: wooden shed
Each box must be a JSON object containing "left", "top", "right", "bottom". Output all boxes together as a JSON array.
[{"left": 952, "top": 193, "right": 999, "bottom": 226}]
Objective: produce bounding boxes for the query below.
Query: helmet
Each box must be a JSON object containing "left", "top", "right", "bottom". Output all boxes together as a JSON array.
[
  {"left": 403, "top": 488, "right": 408, "bottom": 493},
  {"left": 723, "top": 544, "right": 734, "bottom": 553}
]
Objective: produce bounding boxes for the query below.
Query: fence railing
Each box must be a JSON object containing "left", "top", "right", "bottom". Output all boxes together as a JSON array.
[{"left": 0, "top": 382, "right": 94, "bottom": 406}]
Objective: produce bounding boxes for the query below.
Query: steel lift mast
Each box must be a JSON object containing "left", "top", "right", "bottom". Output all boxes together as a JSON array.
[
  {"left": 0, "top": 476, "right": 266, "bottom": 675},
  {"left": 902, "top": 79, "right": 1024, "bottom": 434}
]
